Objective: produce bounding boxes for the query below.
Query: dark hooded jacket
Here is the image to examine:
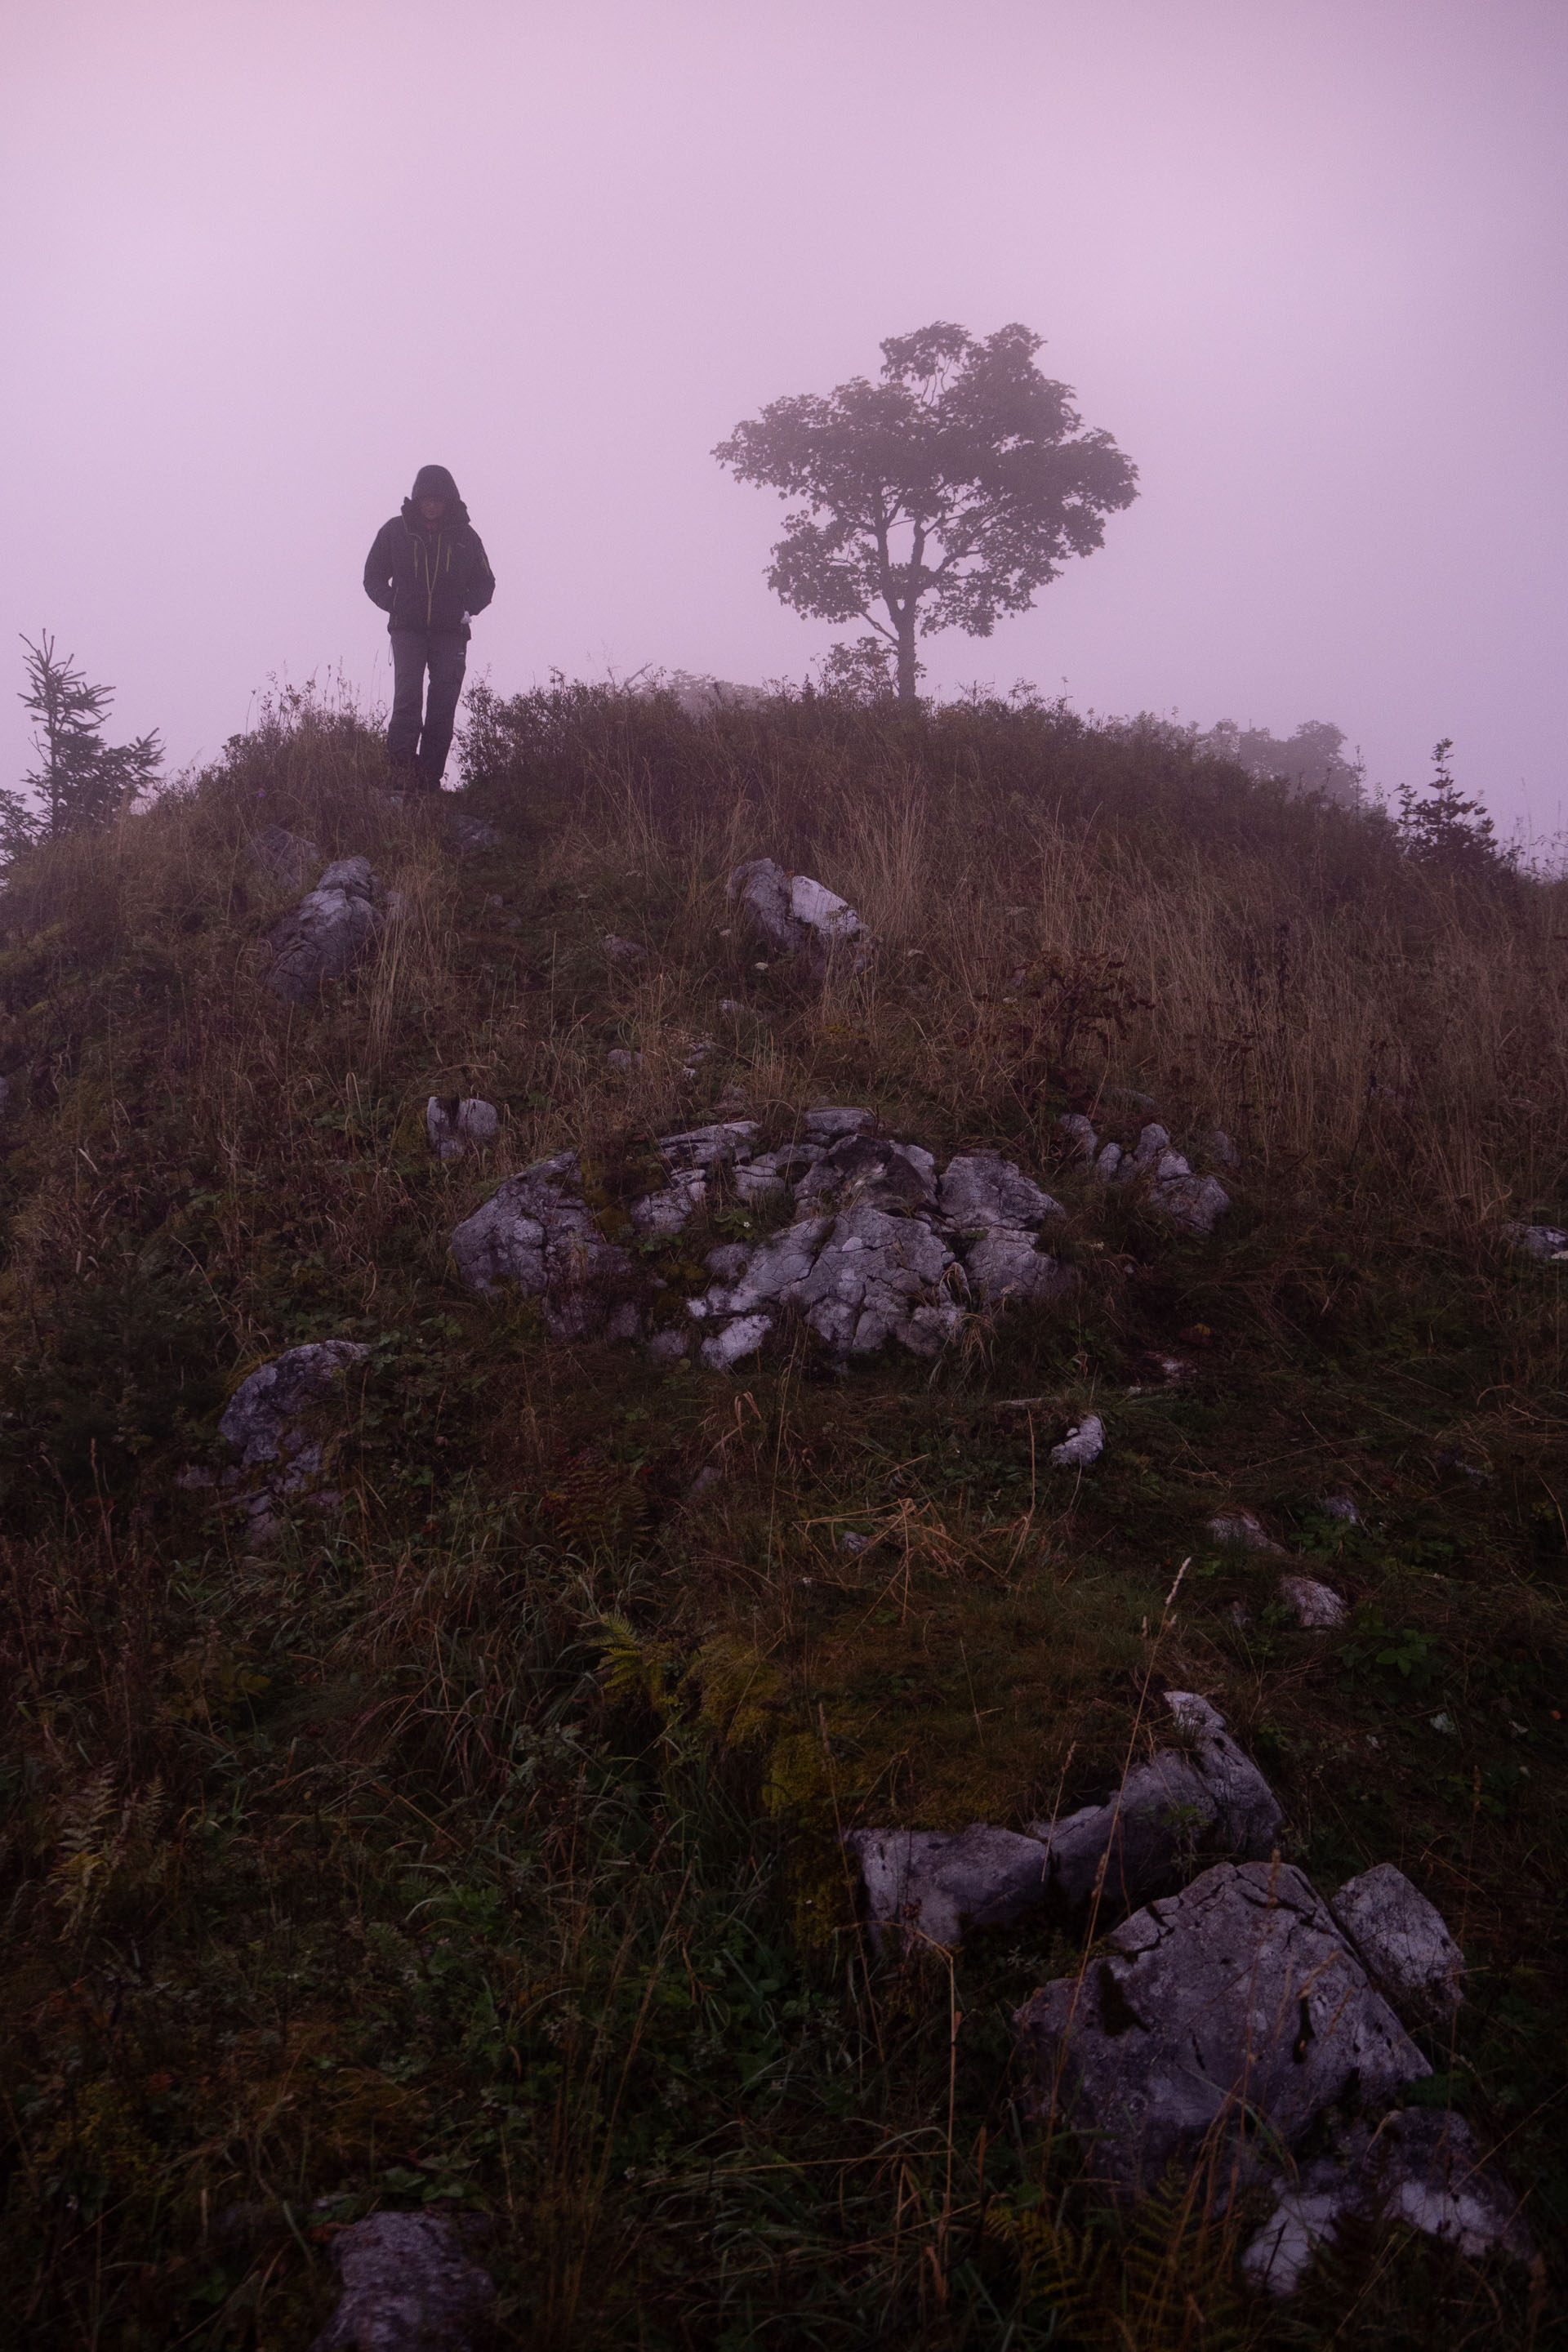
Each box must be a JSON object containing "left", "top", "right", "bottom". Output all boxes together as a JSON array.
[{"left": 363, "top": 466, "right": 496, "bottom": 637}]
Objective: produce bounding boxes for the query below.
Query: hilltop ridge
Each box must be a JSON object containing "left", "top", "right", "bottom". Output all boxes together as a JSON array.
[{"left": 0, "top": 679, "right": 1564, "bottom": 2345}]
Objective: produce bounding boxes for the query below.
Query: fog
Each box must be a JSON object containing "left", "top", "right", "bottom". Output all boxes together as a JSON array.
[{"left": 4, "top": 0, "right": 1566, "bottom": 831}]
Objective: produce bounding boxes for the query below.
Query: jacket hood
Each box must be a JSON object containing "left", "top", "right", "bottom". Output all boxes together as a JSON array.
[{"left": 411, "top": 464, "right": 461, "bottom": 506}]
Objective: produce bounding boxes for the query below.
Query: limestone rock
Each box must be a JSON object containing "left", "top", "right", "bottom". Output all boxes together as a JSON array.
[
  {"left": 1013, "top": 1860, "right": 1429, "bottom": 2196},
  {"left": 1058, "top": 1112, "right": 1098, "bottom": 1159},
  {"left": 964, "top": 1224, "right": 1075, "bottom": 1307},
  {"left": 1149, "top": 1169, "right": 1231, "bottom": 1234},
  {"left": 311, "top": 2209, "right": 495, "bottom": 2350},
  {"left": 1242, "top": 2110, "right": 1529, "bottom": 2295},
  {"left": 1331, "top": 1862, "right": 1464, "bottom": 2024},
  {"left": 788, "top": 1201, "right": 960, "bottom": 1356},
  {"left": 804, "top": 1105, "right": 875, "bottom": 1142},
  {"left": 1280, "top": 1573, "right": 1347, "bottom": 1629},
  {"left": 938, "top": 1152, "right": 1063, "bottom": 1231},
  {"left": 658, "top": 1120, "right": 759, "bottom": 1168},
  {"left": 1321, "top": 1492, "right": 1361, "bottom": 1523},
  {"left": 1050, "top": 1415, "right": 1104, "bottom": 1469},
  {"left": 1501, "top": 1221, "right": 1568, "bottom": 1258},
  {"left": 426, "top": 1097, "right": 499, "bottom": 1161},
  {"left": 728, "top": 857, "right": 874, "bottom": 969},
  {"left": 250, "top": 822, "right": 319, "bottom": 888},
  {"left": 1207, "top": 1508, "right": 1284, "bottom": 1552},
  {"left": 449, "top": 1150, "right": 632, "bottom": 1336},
  {"left": 795, "top": 1133, "right": 938, "bottom": 1213},
  {"left": 220, "top": 1341, "right": 370, "bottom": 1475},
  {"left": 265, "top": 856, "right": 383, "bottom": 1003},
  {"left": 843, "top": 1825, "right": 1052, "bottom": 1951},
  {"left": 700, "top": 1312, "right": 773, "bottom": 1370},
  {"left": 604, "top": 932, "right": 647, "bottom": 963}
]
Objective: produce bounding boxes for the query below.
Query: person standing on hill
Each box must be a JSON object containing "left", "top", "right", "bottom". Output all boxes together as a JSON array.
[{"left": 363, "top": 464, "right": 496, "bottom": 791}]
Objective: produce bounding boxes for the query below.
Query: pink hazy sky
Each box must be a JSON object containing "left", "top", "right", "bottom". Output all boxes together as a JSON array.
[{"left": 4, "top": 0, "right": 1566, "bottom": 830}]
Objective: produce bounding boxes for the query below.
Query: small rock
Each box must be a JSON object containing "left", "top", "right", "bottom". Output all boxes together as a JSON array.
[
  {"left": 1280, "top": 1573, "right": 1347, "bottom": 1629},
  {"left": 728, "top": 858, "right": 875, "bottom": 970},
  {"left": 1094, "top": 1141, "right": 1123, "bottom": 1180},
  {"left": 1321, "top": 1492, "right": 1361, "bottom": 1523},
  {"left": 250, "top": 822, "right": 319, "bottom": 888},
  {"left": 844, "top": 1824, "right": 1053, "bottom": 1951},
  {"left": 1501, "top": 1221, "right": 1568, "bottom": 1258},
  {"left": 1149, "top": 1170, "right": 1231, "bottom": 1235},
  {"left": 310, "top": 2209, "right": 495, "bottom": 2351},
  {"left": 264, "top": 856, "right": 384, "bottom": 1003},
  {"left": 840, "top": 1530, "right": 871, "bottom": 1555},
  {"left": 657, "top": 1120, "right": 759, "bottom": 1169},
  {"left": 646, "top": 1326, "right": 690, "bottom": 1363},
  {"left": 1205, "top": 1129, "right": 1239, "bottom": 1166},
  {"left": 1430, "top": 1711, "right": 1457, "bottom": 1736},
  {"left": 963, "top": 1224, "right": 1076, "bottom": 1307},
  {"left": 700, "top": 1312, "right": 773, "bottom": 1370},
  {"left": 425, "top": 1097, "right": 499, "bottom": 1161},
  {"left": 717, "top": 1084, "right": 749, "bottom": 1111},
  {"left": 1050, "top": 1414, "right": 1104, "bottom": 1469},
  {"left": 1058, "top": 1112, "right": 1098, "bottom": 1159},
  {"left": 604, "top": 933, "right": 648, "bottom": 962},
  {"left": 804, "top": 1105, "right": 875, "bottom": 1141},
  {"left": 938, "top": 1152, "right": 1063, "bottom": 1231},
  {"left": 1013, "top": 1860, "right": 1429, "bottom": 2197},
  {"left": 1330, "top": 1863, "right": 1465, "bottom": 2025},
  {"left": 607, "top": 1047, "right": 644, "bottom": 1071},
  {"left": 718, "top": 997, "right": 749, "bottom": 1015},
  {"left": 631, "top": 1171, "right": 709, "bottom": 1235},
  {"left": 1207, "top": 1508, "right": 1284, "bottom": 1553}
]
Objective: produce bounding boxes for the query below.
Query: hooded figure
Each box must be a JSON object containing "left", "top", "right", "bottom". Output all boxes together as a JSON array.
[{"left": 363, "top": 466, "right": 496, "bottom": 791}]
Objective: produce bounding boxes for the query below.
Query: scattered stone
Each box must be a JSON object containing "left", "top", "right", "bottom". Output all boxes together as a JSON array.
[
  {"left": 1205, "top": 1129, "right": 1239, "bottom": 1166},
  {"left": 710, "top": 1200, "right": 962, "bottom": 1358},
  {"left": 964, "top": 1224, "right": 1076, "bottom": 1307},
  {"left": 844, "top": 1824, "right": 1053, "bottom": 1951},
  {"left": 426, "top": 1097, "right": 499, "bottom": 1161},
  {"left": 1280, "top": 1573, "right": 1347, "bottom": 1629},
  {"left": 604, "top": 933, "right": 648, "bottom": 962},
  {"left": 1149, "top": 1163, "right": 1231, "bottom": 1236},
  {"left": 250, "top": 822, "right": 319, "bottom": 888},
  {"left": 1331, "top": 1864, "right": 1464, "bottom": 2024},
  {"left": 1058, "top": 1112, "right": 1098, "bottom": 1159},
  {"left": 607, "top": 1047, "right": 644, "bottom": 1071},
  {"left": 264, "top": 856, "right": 385, "bottom": 1003},
  {"left": 733, "top": 1145, "right": 822, "bottom": 1207},
  {"left": 659, "top": 1120, "right": 759, "bottom": 1168},
  {"left": 839, "top": 1530, "right": 872, "bottom": 1555},
  {"left": 1207, "top": 1508, "right": 1284, "bottom": 1553},
  {"left": 1430, "top": 1711, "right": 1457, "bottom": 1736},
  {"left": 1321, "top": 1492, "right": 1361, "bottom": 1523},
  {"left": 728, "top": 857, "right": 875, "bottom": 970},
  {"left": 632, "top": 1171, "right": 711, "bottom": 1235},
  {"left": 717, "top": 1084, "right": 749, "bottom": 1111},
  {"left": 1013, "top": 1860, "right": 1429, "bottom": 2197},
  {"left": 1242, "top": 2109, "right": 1529, "bottom": 2296},
  {"left": 1501, "top": 1221, "right": 1568, "bottom": 1258},
  {"left": 1094, "top": 1142, "right": 1123, "bottom": 1180},
  {"left": 310, "top": 2208, "right": 495, "bottom": 2351},
  {"left": 449, "top": 1151, "right": 633, "bottom": 1337},
  {"left": 1050, "top": 1415, "right": 1104, "bottom": 1469}
]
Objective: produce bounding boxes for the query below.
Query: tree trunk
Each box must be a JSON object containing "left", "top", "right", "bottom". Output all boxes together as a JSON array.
[{"left": 895, "top": 615, "right": 919, "bottom": 708}]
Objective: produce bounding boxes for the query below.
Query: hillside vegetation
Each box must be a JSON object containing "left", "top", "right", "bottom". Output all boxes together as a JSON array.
[{"left": 0, "top": 681, "right": 1565, "bottom": 2348}]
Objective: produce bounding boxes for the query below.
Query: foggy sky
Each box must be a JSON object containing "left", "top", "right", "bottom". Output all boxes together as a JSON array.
[{"left": 4, "top": 0, "right": 1566, "bottom": 835}]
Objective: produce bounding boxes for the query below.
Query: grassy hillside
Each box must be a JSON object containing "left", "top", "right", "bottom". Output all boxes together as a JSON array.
[{"left": 0, "top": 680, "right": 1565, "bottom": 2348}]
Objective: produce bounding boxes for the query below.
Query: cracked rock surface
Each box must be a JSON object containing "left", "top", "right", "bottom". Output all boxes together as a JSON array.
[
  {"left": 220, "top": 1342, "right": 369, "bottom": 1477},
  {"left": 449, "top": 1151, "right": 634, "bottom": 1338},
  {"left": 1013, "top": 1859, "right": 1428, "bottom": 2196},
  {"left": 265, "top": 856, "right": 385, "bottom": 1004},
  {"left": 1330, "top": 1861, "right": 1465, "bottom": 2024}
]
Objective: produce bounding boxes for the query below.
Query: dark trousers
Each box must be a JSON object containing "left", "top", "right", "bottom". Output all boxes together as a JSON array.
[{"left": 388, "top": 628, "right": 468, "bottom": 788}]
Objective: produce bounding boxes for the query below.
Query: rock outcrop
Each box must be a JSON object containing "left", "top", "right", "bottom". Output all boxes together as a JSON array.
[
  {"left": 310, "top": 2210, "right": 495, "bottom": 2350},
  {"left": 1059, "top": 1111, "right": 1231, "bottom": 1235},
  {"left": 448, "top": 1151, "right": 635, "bottom": 1339},
  {"left": 1013, "top": 1860, "right": 1429, "bottom": 2196},
  {"left": 844, "top": 1693, "right": 1282, "bottom": 1950},
  {"left": 265, "top": 856, "right": 385, "bottom": 1003}
]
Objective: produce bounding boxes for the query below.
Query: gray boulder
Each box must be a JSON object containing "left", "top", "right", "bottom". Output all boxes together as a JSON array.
[
  {"left": 964, "top": 1223, "right": 1075, "bottom": 1307},
  {"left": 1243, "top": 2109, "right": 1529, "bottom": 2295},
  {"left": 844, "top": 1825, "right": 1052, "bottom": 1951},
  {"left": 1331, "top": 1862, "right": 1464, "bottom": 2025},
  {"left": 795, "top": 1132, "right": 938, "bottom": 1213},
  {"left": 804, "top": 1105, "right": 875, "bottom": 1142},
  {"left": 938, "top": 1152, "right": 1063, "bottom": 1231},
  {"left": 728, "top": 858, "right": 874, "bottom": 969},
  {"left": 1013, "top": 1860, "right": 1429, "bottom": 2196},
  {"left": 311, "top": 2209, "right": 495, "bottom": 2350},
  {"left": 265, "top": 856, "right": 383, "bottom": 1003},
  {"left": 450, "top": 1151, "right": 633, "bottom": 1337},
  {"left": 426, "top": 1097, "right": 499, "bottom": 1161},
  {"left": 690, "top": 1199, "right": 962, "bottom": 1360},
  {"left": 1207, "top": 1508, "right": 1284, "bottom": 1552},
  {"left": 220, "top": 1342, "right": 369, "bottom": 1478}
]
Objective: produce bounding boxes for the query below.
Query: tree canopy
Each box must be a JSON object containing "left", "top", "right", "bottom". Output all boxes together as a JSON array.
[{"left": 714, "top": 322, "right": 1138, "bottom": 705}]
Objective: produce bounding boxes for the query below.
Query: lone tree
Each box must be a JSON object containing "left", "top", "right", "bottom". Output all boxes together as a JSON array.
[
  {"left": 714, "top": 322, "right": 1138, "bottom": 706},
  {"left": 1, "top": 632, "right": 162, "bottom": 859}
]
